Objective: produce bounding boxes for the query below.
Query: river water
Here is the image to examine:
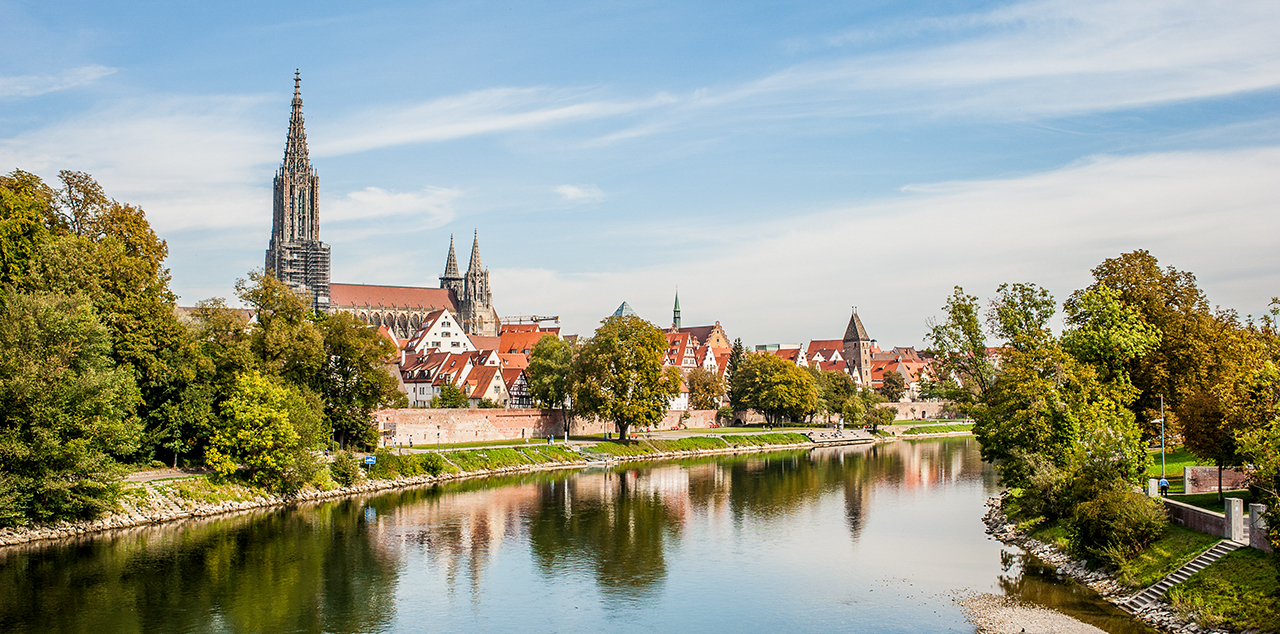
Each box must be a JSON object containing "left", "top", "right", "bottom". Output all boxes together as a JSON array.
[{"left": 0, "top": 437, "right": 1155, "bottom": 634}]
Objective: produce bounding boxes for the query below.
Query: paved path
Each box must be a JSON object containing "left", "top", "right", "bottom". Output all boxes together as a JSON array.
[{"left": 124, "top": 468, "right": 211, "bottom": 483}]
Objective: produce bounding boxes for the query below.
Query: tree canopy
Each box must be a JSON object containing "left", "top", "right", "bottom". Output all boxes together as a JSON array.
[{"left": 573, "top": 315, "right": 680, "bottom": 440}]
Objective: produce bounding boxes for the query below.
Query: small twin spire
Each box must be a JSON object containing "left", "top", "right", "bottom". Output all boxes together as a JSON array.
[{"left": 468, "top": 230, "right": 483, "bottom": 272}]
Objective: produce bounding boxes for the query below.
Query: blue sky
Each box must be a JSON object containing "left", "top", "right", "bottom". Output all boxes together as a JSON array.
[{"left": 2, "top": 0, "right": 1278, "bottom": 346}]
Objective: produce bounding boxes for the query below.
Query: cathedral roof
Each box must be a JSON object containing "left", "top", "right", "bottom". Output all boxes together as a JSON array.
[
  {"left": 612, "top": 302, "right": 637, "bottom": 318},
  {"left": 329, "top": 283, "right": 457, "bottom": 311}
]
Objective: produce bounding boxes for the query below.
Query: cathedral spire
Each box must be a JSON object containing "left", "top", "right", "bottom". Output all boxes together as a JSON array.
[
  {"left": 673, "top": 289, "right": 681, "bottom": 329},
  {"left": 443, "top": 234, "right": 459, "bottom": 277},
  {"left": 467, "top": 230, "right": 483, "bottom": 272},
  {"left": 282, "top": 69, "right": 310, "bottom": 176}
]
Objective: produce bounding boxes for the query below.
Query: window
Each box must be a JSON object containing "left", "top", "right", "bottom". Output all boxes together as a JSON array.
[
  {"left": 432, "top": 341, "right": 441, "bottom": 347},
  {"left": 443, "top": 332, "right": 451, "bottom": 337},
  {"left": 451, "top": 342, "right": 460, "bottom": 347}
]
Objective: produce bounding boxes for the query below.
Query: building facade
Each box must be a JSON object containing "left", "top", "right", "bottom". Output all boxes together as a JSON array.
[
  {"left": 842, "top": 309, "right": 874, "bottom": 387},
  {"left": 265, "top": 71, "right": 331, "bottom": 310}
]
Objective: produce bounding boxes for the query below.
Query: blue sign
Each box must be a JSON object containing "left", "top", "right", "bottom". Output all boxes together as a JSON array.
[{"left": 364, "top": 455, "right": 376, "bottom": 464}]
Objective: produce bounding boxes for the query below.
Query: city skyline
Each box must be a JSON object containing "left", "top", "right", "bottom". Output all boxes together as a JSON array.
[{"left": 1, "top": 0, "right": 1277, "bottom": 345}]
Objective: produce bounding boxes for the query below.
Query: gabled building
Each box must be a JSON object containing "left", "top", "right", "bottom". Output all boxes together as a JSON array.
[
  {"left": 462, "top": 366, "right": 509, "bottom": 407},
  {"left": 403, "top": 308, "right": 476, "bottom": 355},
  {"left": 504, "top": 368, "right": 531, "bottom": 408}
]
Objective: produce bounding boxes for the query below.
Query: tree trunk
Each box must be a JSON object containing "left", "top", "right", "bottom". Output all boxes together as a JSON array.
[{"left": 1218, "top": 463, "right": 1224, "bottom": 502}]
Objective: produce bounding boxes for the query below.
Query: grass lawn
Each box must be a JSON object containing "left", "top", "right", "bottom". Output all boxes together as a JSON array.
[
  {"left": 1167, "top": 490, "right": 1256, "bottom": 514},
  {"left": 903, "top": 423, "right": 973, "bottom": 435},
  {"left": 1029, "top": 521, "right": 1072, "bottom": 551},
  {"left": 1168, "top": 548, "right": 1280, "bottom": 632},
  {"left": 407, "top": 438, "right": 549, "bottom": 450},
  {"left": 1146, "top": 447, "right": 1210, "bottom": 478},
  {"left": 1117, "top": 525, "right": 1222, "bottom": 588}
]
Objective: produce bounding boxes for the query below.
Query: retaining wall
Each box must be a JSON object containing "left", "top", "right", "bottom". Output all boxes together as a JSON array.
[
  {"left": 1251, "top": 504, "right": 1273, "bottom": 553},
  {"left": 1162, "top": 497, "right": 1227, "bottom": 537},
  {"left": 877, "top": 401, "right": 953, "bottom": 421}
]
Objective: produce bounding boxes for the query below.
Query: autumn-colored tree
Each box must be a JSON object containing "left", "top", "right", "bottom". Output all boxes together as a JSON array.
[
  {"left": 732, "top": 353, "right": 819, "bottom": 425},
  {"left": 686, "top": 367, "right": 725, "bottom": 410}
]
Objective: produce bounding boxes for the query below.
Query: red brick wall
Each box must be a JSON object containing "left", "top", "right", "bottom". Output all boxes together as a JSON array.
[
  {"left": 1184, "top": 466, "right": 1251, "bottom": 495},
  {"left": 375, "top": 408, "right": 722, "bottom": 445}
]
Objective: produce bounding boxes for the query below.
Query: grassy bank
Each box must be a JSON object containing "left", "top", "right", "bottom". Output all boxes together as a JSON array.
[
  {"left": 903, "top": 423, "right": 973, "bottom": 435},
  {"left": 1167, "top": 548, "right": 1280, "bottom": 632}
]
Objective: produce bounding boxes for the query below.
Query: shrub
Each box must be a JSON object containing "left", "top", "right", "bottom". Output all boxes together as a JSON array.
[
  {"left": 330, "top": 451, "right": 361, "bottom": 487},
  {"left": 1068, "top": 485, "right": 1167, "bottom": 567}
]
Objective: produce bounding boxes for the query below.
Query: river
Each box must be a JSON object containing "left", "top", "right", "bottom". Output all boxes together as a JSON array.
[{"left": 0, "top": 437, "right": 1155, "bottom": 633}]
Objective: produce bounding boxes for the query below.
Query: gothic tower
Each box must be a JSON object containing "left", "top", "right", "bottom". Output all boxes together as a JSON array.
[
  {"left": 459, "top": 231, "right": 497, "bottom": 336},
  {"left": 842, "top": 308, "right": 873, "bottom": 387},
  {"left": 265, "top": 70, "right": 331, "bottom": 310},
  {"left": 439, "top": 234, "right": 465, "bottom": 298}
]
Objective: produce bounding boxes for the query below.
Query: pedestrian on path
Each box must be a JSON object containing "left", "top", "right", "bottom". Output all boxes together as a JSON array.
[{"left": 1159, "top": 477, "right": 1169, "bottom": 496}]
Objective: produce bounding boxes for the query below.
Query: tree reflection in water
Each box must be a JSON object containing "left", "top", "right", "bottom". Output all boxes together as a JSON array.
[
  {"left": 528, "top": 469, "right": 681, "bottom": 600},
  {"left": 0, "top": 499, "right": 397, "bottom": 633}
]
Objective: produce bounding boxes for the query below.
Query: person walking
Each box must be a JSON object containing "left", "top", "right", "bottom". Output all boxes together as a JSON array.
[{"left": 1159, "top": 477, "right": 1170, "bottom": 497}]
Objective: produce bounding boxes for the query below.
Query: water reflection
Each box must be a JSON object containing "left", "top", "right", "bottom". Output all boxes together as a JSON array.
[{"left": 0, "top": 438, "right": 1151, "bottom": 634}]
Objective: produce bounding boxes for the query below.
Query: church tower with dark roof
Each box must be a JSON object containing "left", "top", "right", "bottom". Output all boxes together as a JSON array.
[
  {"left": 458, "top": 231, "right": 497, "bottom": 336},
  {"left": 265, "top": 70, "right": 331, "bottom": 311},
  {"left": 439, "top": 234, "right": 465, "bottom": 298},
  {"left": 842, "top": 308, "right": 873, "bottom": 387}
]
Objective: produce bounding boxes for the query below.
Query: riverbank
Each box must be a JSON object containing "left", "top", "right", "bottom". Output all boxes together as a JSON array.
[
  {"left": 957, "top": 592, "right": 1107, "bottom": 634},
  {"left": 982, "top": 497, "right": 1215, "bottom": 634},
  {"left": 0, "top": 433, "right": 845, "bottom": 548}
]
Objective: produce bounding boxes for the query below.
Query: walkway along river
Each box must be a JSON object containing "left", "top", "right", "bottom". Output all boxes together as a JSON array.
[{"left": 0, "top": 437, "right": 1157, "bottom": 634}]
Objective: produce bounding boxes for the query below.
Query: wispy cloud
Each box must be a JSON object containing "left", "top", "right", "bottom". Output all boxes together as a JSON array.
[
  {"left": 494, "top": 147, "right": 1280, "bottom": 345},
  {"left": 0, "top": 65, "right": 116, "bottom": 99},
  {"left": 327, "top": 185, "right": 459, "bottom": 223},
  {"left": 552, "top": 184, "right": 605, "bottom": 204},
  {"left": 315, "top": 88, "right": 679, "bottom": 156},
  {"left": 706, "top": 0, "right": 1280, "bottom": 119}
]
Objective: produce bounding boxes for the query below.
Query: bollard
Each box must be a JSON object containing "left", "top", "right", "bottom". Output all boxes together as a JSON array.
[{"left": 1225, "top": 497, "right": 1245, "bottom": 542}]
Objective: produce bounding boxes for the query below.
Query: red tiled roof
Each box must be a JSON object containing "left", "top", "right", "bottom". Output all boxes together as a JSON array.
[
  {"left": 499, "top": 331, "right": 556, "bottom": 355},
  {"left": 500, "top": 353, "right": 529, "bottom": 369},
  {"left": 469, "top": 335, "right": 500, "bottom": 351},
  {"left": 330, "top": 283, "right": 457, "bottom": 311},
  {"left": 807, "top": 339, "right": 844, "bottom": 355},
  {"left": 501, "top": 368, "right": 524, "bottom": 389},
  {"left": 465, "top": 366, "right": 502, "bottom": 399}
]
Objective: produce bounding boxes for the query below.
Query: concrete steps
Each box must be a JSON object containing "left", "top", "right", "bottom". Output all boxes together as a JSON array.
[{"left": 1121, "top": 540, "right": 1243, "bottom": 612}]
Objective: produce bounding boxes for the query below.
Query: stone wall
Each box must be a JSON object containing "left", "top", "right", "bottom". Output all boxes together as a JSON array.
[
  {"left": 375, "top": 408, "right": 722, "bottom": 445},
  {"left": 1251, "top": 504, "right": 1273, "bottom": 553},
  {"left": 1163, "top": 497, "right": 1226, "bottom": 537},
  {"left": 877, "top": 401, "right": 952, "bottom": 421},
  {"left": 1183, "top": 466, "right": 1250, "bottom": 495}
]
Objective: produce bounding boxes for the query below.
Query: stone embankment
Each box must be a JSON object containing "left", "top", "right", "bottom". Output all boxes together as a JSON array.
[
  {"left": 0, "top": 438, "right": 832, "bottom": 548},
  {"left": 982, "top": 497, "right": 1223, "bottom": 634}
]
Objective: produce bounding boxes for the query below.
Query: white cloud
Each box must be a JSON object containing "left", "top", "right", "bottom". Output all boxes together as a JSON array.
[
  {"left": 0, "top": 65, "right": 116, "bottom": 99},
  {"left": 552, "top": 184, "right": 605, "bottom": 204},
  {"left": 703, "top": 0, "right": 1280, "bottom": 119},
  {"left": 493, "top": 147, "right": 1280, "bottom": 346},
  {"left": 327, "top": 185, "right": 459, "bottom": 223},
  {"left": 315, "top": 88, "right": 679, "bottom": 156},
  {"left": 0, "top": 95, "right": 276, "bottom": 233}
]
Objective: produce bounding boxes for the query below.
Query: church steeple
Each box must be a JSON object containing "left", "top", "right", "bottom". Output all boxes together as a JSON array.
[
  {"left": 673, "top": 289, "right": 681, "bottom": 329},
  {"left": 265, "top": 70, "right": 330, "bottom": 311},
  {"left": 444, "top": 235, "right": 460, "bottom": 277},
  {"left": 282, "top": 69, "right": 311, "bottom": 180},
  {"left": 439, "top": 234, "right": 464, "bottom": 298},
  {"left": 467, "top": 230, "right": 483, "bottom": 272}
]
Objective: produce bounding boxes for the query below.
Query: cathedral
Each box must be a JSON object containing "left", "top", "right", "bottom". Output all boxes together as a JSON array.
[
  {"left": 266, "top": 73, "right": 499, "bottom": 338},
  {"left": 264, "top": 71, "right": 331, "bottom": 310}
]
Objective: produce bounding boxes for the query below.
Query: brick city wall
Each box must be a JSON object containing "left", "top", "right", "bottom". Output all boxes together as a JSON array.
[{"left": 376, "top": 408, "right": 721, "bottom": 446}]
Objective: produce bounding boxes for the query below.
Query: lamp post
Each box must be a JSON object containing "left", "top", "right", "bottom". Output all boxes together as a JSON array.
[{"left": 1159, "top": 393, "right": 1166, "bottom": 479}]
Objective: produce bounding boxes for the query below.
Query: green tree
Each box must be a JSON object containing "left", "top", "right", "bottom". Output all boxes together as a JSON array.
[
  {"left": 925, "top": 286, "right": 996, "bottom": 406},
  {"left": 573, "top": 315, "right": 680, "bottom": 440},
  {"left": 987, "top": 282, "right": 1056, "bottom": 351},
  {"left": 1061, "top": 286, "right": 1161, "bottom": 390},
  {"left": 313, "top": 311, "right": 404, "bottom": 450},
  {"left": 726, "top": 338, "right": 747, "bottom": 411},
  {"left": 686, "top": 367, "right": 725, "bottom": 410},
  {"left": 432, "top": 382, "right": 470, "bottom": 408},
  {"left": 879, "top": 370, "right": 906, "bottom": 402},
  {"left": 527, "top": 335, "right": 576, "bottom": 430},
  {"left": 866, "top": 405, "right": 896, "bottom": 432},
  {"left": 206, "top": 371, "right": 313, "bottom": 493},
  {"left": 236, "top": 270, "right": 324, "bottom": 385},
  {"left": 733, "top": 353, "right": 819, "bottom": 425},
  {"left": 0, "top": 291, "right": 142, "bottom": 525},
  {"left": 0, "top": 170, "right": 56, "bottom": 291}
]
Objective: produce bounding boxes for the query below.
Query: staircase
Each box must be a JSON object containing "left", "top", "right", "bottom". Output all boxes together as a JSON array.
[{"left": 1121, "top": 540, "right": 1244, "bottom": 612}]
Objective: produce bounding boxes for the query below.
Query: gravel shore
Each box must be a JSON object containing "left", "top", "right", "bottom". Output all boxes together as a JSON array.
[{"left": 958, "top": 593, "right": 1107, "bottom": 634}]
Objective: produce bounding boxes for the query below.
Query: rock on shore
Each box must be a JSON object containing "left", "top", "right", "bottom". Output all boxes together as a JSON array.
[{"left": 982, "top": 496, "right": 1223, "bottom": 634}]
